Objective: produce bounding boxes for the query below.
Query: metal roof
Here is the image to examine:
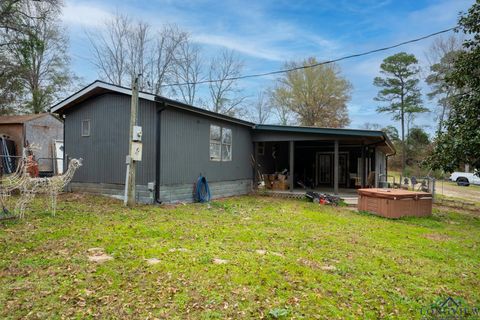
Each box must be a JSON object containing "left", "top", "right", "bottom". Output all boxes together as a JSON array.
[
  {"left": 50, "top": 80, "right": 254, "bottom": 127},
  {"left": 50, "top": 80, "right": 395, "bottom": 154},
  {"left": 0, "top": 113, "right": 52, "bottom": 124},
  {"left": 253, "top": 124, "right": 396, "bottom": 155},
  {"left": 254, "top": 124, "right": 386, "bottom": 137}
]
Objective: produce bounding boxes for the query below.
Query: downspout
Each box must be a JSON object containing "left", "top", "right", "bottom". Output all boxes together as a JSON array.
[
  {"left": 61, "top": 112, "right": 71, "bottom": 192},
  {"left": 62, "top": 113, "right": 67, "bottom": 174},
  {"left": 154, "top": 103, "right": 166, "bottom": 204},
  {"left": 62, "top": 113, "right": 66, "bottom": 171}
]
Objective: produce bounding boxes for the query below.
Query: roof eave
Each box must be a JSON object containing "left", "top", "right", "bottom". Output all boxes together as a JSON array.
[
  {"left": 50, "top": 80, "right": 254, "bottom": 127},
  {"left": 50, "top": 80, "right": 156, "bottom": 113},
  {"left": 253, "top": 124, "right": 396, "bottom": 154},
  {"left": 254, "top": 124, "right": 383, "bottom": 137}
]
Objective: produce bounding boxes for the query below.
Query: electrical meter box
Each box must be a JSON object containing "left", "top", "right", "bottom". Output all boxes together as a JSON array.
[
  {"left": 131, "top": 141, "right": 142, "bottom": 161},
  {"left": 133, "top": 126, "right": 143, "bottom": 142}
]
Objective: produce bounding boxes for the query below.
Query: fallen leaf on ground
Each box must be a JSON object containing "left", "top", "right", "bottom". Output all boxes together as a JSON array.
[
  {"left": 88, "top": 254, "right": 113, "bottom": 263},
  {"left": 145, "top": 258, "right": 161, "bottom": 265},
  {"left": 169, "top": 248, "right": 189, "bottom": 252},
  {"left": 213, "top": 258, "right": 228, "bottom": 264},
  {"left": 320, "top": 265, "right": 337, "bottom": 271},
  {"left": 270, "top": 252, "right": 284, "bottom": 257}
]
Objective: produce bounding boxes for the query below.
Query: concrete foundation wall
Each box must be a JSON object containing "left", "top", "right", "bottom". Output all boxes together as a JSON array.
[
  {"left": 69, "top": 178, "right": 252, "bottom": 204},
  {"left": 69, "top": 182, "right": 154, "bottom": 204},
  {"left": 159, "top": 179, "right": 252, "bottom": 203}
]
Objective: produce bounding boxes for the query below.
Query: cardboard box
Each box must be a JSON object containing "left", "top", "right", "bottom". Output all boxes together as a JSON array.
[
  {"left": 272, "top": 180, "right": 289, "bottom": 190},
  {"left": 263, "top": 176, "right": 273, "bottom": 189}
]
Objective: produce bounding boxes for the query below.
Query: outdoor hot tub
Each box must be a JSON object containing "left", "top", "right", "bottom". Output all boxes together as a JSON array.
[{"left": 357, "top": 188, "right": 432, "bottom": 218}]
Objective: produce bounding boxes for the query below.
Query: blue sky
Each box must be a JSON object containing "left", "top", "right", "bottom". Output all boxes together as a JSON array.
[{"left": 62, "top": 0, "right": 474, "bottom": 134}]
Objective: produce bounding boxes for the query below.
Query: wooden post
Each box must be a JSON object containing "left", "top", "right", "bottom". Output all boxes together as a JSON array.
[
  {"left": 334, "top": 140, "right": 339, "bottom": 195},
  {"left": 374, "top": 147, "right": 379, "bottom": 188},
  {"left": 125, "top": 77, "right": 139, "bottom": 207},
  {"left": 361, "top": 145, "right": 366, "bottom": 188},
  {"left": 289, "top": 141, "right": 294, "bottom": 191},
  {"left": 253, "top": 142, "right": 258, "bottom": 188}
]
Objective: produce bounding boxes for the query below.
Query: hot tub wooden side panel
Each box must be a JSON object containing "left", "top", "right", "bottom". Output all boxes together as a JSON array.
[{"left": 358, "top": 195, "right": 432, "bottom": 218}]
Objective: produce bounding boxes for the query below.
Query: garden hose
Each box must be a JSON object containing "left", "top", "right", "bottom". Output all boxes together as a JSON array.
[{"left": 195, "top": 175, "right": 211, "bottom": 203}]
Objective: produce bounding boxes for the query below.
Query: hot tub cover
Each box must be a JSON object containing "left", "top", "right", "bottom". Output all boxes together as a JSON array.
[{"left": 357, "top": 188, "right": 432, "bottom": 200}]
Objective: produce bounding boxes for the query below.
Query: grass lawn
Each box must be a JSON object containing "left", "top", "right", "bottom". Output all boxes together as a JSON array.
[
  {"left": 1, "top": 194, "right": 479, "bottom": 319},
  {"left": 443, "top": 180, "right": 480, "bottom": 192}
]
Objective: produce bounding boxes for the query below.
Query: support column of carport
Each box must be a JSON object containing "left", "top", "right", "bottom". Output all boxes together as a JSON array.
[
  {"left": 253, "top": 142, "right": 259, "bottom": 188},
  {"left": 361, "top": 144, "right": 366, "bottom": 188},
  {"left": 334, "top": 140, "right": 339, "bottom": 195},
  {"left": 289, "top": 141, "right": 294, "bottom": 191}
]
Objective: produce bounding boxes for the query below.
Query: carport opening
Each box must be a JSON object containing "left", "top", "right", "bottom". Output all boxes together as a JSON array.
[{"left": 255, "top": 140, "right": 378, "bottom": 192}]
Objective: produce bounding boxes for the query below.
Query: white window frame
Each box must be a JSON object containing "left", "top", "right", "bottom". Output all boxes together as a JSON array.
[
  {"left": 209, "top": 125, "right": 233, "bottom": 162},
  {"left": 209, "top": 125, "right": 222, "bottom": 161},
  {"left": 221, "top": 128, "right": 232, "bottom": 161},
  {"left": 81, "top": 119, "right": 91, "bottom": 137}
]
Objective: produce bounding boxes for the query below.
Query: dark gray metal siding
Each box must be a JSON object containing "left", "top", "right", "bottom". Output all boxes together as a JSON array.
[
  {"left": 160, "top": 107, "right": 252, "bottom": 185},
  {"left": 64, "top": 93, "right": 157, "bottom": 185}
]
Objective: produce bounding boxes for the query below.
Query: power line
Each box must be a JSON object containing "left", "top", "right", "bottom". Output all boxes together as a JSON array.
[{"left": 160, "top": 27, "right": 457, "bottom": 88}]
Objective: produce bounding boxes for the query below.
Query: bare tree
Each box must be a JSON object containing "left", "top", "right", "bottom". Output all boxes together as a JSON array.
[
  {"left": 362, "top": 123, "right": 382, "bottom": 130},
  {"left": 269, "top": 86, "right": 296, "bottom": 125},
  {"left": 0, "top": 53, "right": 21, "bottom": 113},
  {"left": 251, "top": 91, "right": 271, "bottom": 124},
  {"left": 0, "top": 0, "right": 63, "bottom": 113},
  {"left": 207, "top": 50, "right": 246, "bottom": 116},
  {"left": 87, "top": 13, "right": 130, "bottom": 86},
  {"left": 126, "top": 21, "right": 150, "bottom": 90},
  {"left": 425, "top": 35, "right": 463, "bottom": 67},
  {"left": 170, "top": 40, "right": 202, "bottom": 105},
  {"left": 87, "top": 14, "right": 193, "bottom": 94},
  {"left": 425, "top": 35, "right": 463, "bottom": 135},
  {"left": 144, "top": 24, "right": 188, "bottom": 95},
  {"left": 9, "top": 1, "right": 74, "bottom": 113}
]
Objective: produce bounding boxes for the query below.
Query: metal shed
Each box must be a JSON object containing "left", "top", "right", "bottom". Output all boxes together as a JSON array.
[{"left": 0, "top": 113, "right": 63, "bottom": 174}]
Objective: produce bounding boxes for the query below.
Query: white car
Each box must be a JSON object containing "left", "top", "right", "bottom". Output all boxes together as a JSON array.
[{"left": 449, "top": 171, "right": 480, "bottom": 186}]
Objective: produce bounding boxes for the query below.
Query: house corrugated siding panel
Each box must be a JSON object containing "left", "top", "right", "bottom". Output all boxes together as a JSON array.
[
  {"left": 64, "top": 93, "right": 157, "bottom": 185},
  {"left": 159, "top": 107, "right": 252, "bottom": 185}
]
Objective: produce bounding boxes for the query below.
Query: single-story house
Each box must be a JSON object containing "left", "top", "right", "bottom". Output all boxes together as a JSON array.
[
  {"left": 0, "top": 113, "right": 63, "bottom": 174},
  {"left": 51, "top": 80, "right": 395, "bottom": 203}
]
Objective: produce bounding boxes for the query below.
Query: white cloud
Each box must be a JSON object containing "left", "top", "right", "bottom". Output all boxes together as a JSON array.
[
  {"left": 193, "top": 34, "right": 286, "bottom": 61},
  {"left": 408, "top": 0, "right": 472, "bottom": 27},
  {"left": 62, "top": 1, "right": 112, "bottom": 27}
]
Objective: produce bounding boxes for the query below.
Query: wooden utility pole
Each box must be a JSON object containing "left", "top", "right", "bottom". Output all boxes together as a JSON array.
[{"left": 124, "top": 76, "right": 140, "bottom": 207}]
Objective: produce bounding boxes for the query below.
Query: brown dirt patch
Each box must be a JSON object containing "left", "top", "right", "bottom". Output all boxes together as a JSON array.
[
  {"left": 87, "top": 248, "right": 114, "bottom": 263},
  {"left": 423, "top": 233, "right": 451, "bottom": 241}
]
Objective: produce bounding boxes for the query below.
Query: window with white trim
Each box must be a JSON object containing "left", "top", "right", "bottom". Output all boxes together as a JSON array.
[
  {"left": 209, "top": 125, "right": 232, "bottom": 161},
  {"left": 221, "top": 128, "right": 232, "bottom": 161},
  {"left": 81, "top": 119, "right": 90, "bottom": 137},
  {"left": 209, "top": 125, "right": 221, "bottom": 161}
]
